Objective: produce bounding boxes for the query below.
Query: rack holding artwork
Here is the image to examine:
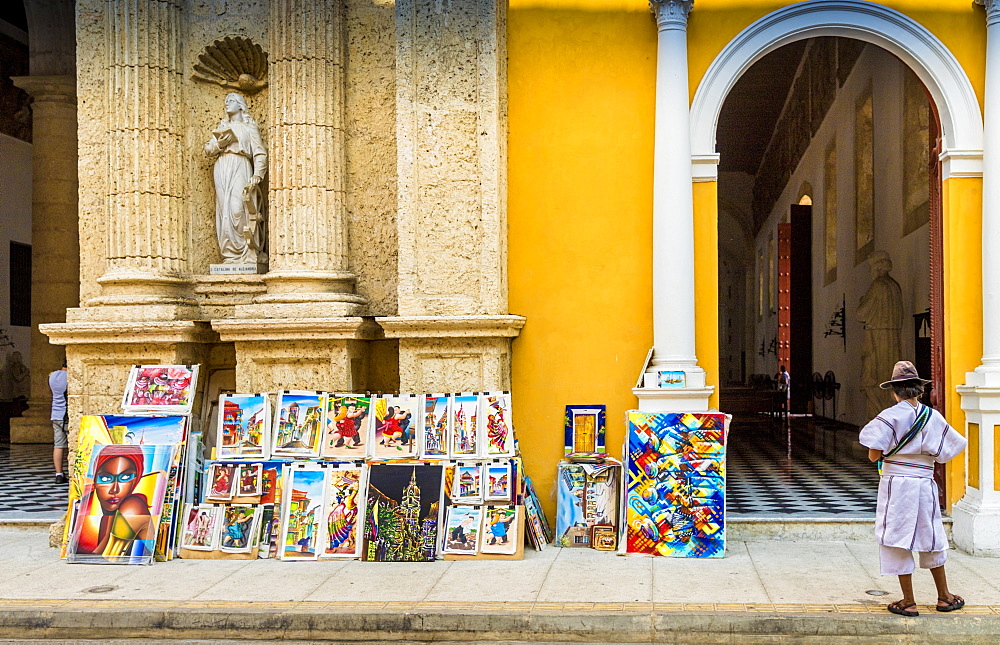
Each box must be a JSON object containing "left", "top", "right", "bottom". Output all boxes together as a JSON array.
[{"left": 61, "top": 366, "right": 541, "bottom": 564}]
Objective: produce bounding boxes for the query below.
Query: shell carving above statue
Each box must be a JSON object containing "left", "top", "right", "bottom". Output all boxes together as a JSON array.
[{"left": 192, "top": 36, "right": 268, "bottom": 95}]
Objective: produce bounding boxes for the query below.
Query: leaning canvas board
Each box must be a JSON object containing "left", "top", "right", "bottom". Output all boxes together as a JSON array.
[
  {"left": 480, "top": 506, "right": 519, "bottom": 555},
  {"left": 624, "top": 411, "right": 726, "bottom": 558},
  {"left": 122, "top": 365, "right": 200, "bottom": 414},
  {"left": 272, "top": 390, "right": 326, "bottom": 458},
  {"left": 450, "top": 393, "right": 479, "bottom": 457},
  {"left": 421, "top": 395, "right": 450, "bottom": 459},
  {"left": 452, "top": 463, "right": 484, "bottom": 504},
  {"left": 442, "top": 505, "right": 483, "bottom": 555},
  {"left": 216, "top": 393, "right": 270, "bottom": 460},
  {"left": 480, "top": 392, "right": 515, "bottom": 457},
  {"left": 180, "top": 503, "right": 223, "bottom": 551},
  {"left": 320, "top": 463, "right": 366, "bottom": 559},
  {"left": 484, "top": 462, "right": 513, "bottom": 502},
  {"left": 322, "top": 394, "right": 372, "bottom": 458},
  {"left": 371, "top": 394, "right": 421, "bottom": 459},
  {"left": 219, "top": 504, "right": 262, "bottom": 554},
  {"left": 66, "top": 443, "right": 177, "bottom": 564},
  {"left": 363, "top": 463, "right": 444, "bottom": 561},
  {"left": 278, "top": 464, "right": 327, "bottom": 561}
]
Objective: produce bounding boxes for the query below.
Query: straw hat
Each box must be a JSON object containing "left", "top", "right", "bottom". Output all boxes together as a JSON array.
[{"left": 879, "top": 360, "right": 931, "bottom": 389}]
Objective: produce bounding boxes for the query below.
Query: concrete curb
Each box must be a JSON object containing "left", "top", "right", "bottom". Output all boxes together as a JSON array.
[{"left": 2, "top": 604, "right": 1000, "bottom": 643}]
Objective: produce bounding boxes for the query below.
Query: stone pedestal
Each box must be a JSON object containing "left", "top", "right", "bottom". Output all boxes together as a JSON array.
[
  {"left": 377, "top": 317, "right": 525, "bottom": 393},
  {"left": 212, "top": 318, "right": 380, "bottom": 393},
  {"left": 9, "top": 75, "right": 79, "bottom": 444},
  {"left": 955, "top": 376, "right": 1000, "bottom": 556}
]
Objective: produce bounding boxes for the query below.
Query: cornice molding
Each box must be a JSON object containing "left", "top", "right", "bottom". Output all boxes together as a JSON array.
[
  {"left": 649, "top": 0, "right": 693, "bottom": 31},
  {"left": 211, "top": 317, "right": 380, "bottom": 342},
  {"left": 39, "top": 321, "right": 218, "bottom": 345},
  {"left": 376, "top": 315, "right": 527, "bottom": 339}
]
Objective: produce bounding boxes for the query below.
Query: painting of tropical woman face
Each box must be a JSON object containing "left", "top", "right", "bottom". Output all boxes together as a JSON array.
[{"left": 95, "top": 456, "right": 141, "bottom": 513}]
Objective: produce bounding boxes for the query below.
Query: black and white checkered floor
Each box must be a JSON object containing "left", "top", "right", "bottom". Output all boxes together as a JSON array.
[
  {"left": 0, "top": 443, "right": 67, "bottom": 519},
  {"left": 727, "top": 416, "right": 879, "bottom": 518}
]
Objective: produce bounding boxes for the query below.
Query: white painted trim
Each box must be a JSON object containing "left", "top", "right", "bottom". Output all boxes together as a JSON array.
[
  {"left": 690, "top": 0, "right": 984, "bottom": 180},
  {"left": 691, "top": 154, "right": 721, "bottom": 182}
]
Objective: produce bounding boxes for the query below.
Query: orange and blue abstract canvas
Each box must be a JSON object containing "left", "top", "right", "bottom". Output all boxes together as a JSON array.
[{"left": 625, "top": 411, "right": 726, "bottom": 558}]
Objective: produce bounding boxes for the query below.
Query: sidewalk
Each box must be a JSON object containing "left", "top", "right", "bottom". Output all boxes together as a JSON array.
[{"left": 3, "top": 527, "right": 1000, "bottom": 642}]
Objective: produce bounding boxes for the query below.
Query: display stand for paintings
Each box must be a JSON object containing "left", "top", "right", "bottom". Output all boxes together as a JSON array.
[
  {"left": 178, "top": 547, "right": 257, "bottom": 560},
  {"left": 443, "top": 505, "right": 525, "bottom": 561}
]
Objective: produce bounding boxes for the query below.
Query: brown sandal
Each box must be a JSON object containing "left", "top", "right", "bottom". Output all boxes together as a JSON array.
[
  {"left": 937, "top": 595, "right": 964, "bottom": 612},
  {"left": 887, "top": 600, "right": 919, "bottom": 617}
]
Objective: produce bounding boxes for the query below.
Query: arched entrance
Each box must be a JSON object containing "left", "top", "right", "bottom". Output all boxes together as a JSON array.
[{"left": 689, "top": 0, "right": 983, "bottom": 513}]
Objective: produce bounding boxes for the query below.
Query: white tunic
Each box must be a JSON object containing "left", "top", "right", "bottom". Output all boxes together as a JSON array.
[{"left": 858, "top": 401, "right": 967, "bottom": 552}]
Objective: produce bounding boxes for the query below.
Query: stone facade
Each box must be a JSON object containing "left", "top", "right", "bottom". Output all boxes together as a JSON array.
[{"left": 39, "top": 0, "right": 521, "bottom": 432}]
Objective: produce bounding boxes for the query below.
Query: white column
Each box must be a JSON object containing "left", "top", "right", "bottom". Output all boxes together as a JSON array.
[
  {"left": 635, "top": 0, "right": 712, "bottom": 412},
  {"left": 955, "top": 0, "right": 1000, "bottom": 556}
]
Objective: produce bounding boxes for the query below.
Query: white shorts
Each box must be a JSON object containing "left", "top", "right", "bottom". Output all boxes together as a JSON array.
[{"left": 879, "top": 544, "right": 947, "bottom": 575}]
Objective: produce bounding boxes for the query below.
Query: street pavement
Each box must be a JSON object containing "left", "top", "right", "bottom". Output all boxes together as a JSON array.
[{"left": 3, "top": 526, "right": 1000, "bottom": 642}]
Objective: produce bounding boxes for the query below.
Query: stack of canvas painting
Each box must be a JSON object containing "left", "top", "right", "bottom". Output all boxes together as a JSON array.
[
  {"left": 554, "top": 459, "right": 621, "bottom": 549},
  {"left": 624, "top": 411, "right": 726, "bottom": 558}
]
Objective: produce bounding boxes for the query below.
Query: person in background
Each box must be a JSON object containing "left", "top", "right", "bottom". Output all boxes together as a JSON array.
[
  {"left": 50, "top": 360, "right": 68, "bottom": 484},
  {"left": 859, "top": 360, "right": 967, "bottom": 617}
]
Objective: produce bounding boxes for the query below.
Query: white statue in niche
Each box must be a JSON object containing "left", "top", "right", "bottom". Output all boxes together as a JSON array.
[
  {"left": 205, "top": 92, "right": 268, "bottom": 266},
  {"left": 857, "top": 250, "right": 904, "bottom": 420}
]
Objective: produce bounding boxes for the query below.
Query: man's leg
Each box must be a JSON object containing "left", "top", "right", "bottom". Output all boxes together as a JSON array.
[
  {"left": 924, "top": 551, "right": 963, "bottom": 609},
  {"left": 880, "top": 545, "right": 917, "bottom": 614},
  {"left": 53, "top": 420, "right": 68, "bottom": 483}
]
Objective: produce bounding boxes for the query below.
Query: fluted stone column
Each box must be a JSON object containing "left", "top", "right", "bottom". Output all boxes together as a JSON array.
[
  {"left": 8, "top": 75, "right": 78, "bottom": 443},
  {"left": 376, "top": 0, "right": 524, "bottom": 393},
  {"left": 956, "top": 0, "right": 1000, "bottom": 556},
  {"left": 251, "top": 0, "right": 365, "bottom": 317},
  {"left": 85, "top": 0, "right": 192, "bottom": 311},
  {"left": 633, "top": 0, "right": 712, "bottom": 412}
]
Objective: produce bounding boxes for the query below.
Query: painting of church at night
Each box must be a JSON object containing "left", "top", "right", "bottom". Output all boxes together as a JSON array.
[{"left": 363, "top": 465, "right": 443, "bottom": 562}]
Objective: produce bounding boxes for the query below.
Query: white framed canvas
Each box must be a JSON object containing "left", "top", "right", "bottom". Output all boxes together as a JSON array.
[
  {"left": 180, "top": 503, "right": 222, "bottom": 551},
  {"left": 206, "top": 463, "right": 236, "bottom": 501},
  {"left": 236, "top": 462, "right": 263, "bottom": 497},
  {"left": 322, "top": 394, "right": 373, "bottom": 459},
  {"left": 452, "top": 463, "right": 484, "bottom": 504},
  {"left": 220, "top": 504, "right": 263, "bottom": 554},
  {"left": 421, "top": 394, "right": 450, "bottom": 459},
  {"left": 479, "top": 391, "right": 515, "bottom": 458},
  {"left": 122, "top": 364, "right": 200, "bottom": 414},
  {"left": 450, "top": 393, "right": 479, "bottom": 458},
  {"left": 371, "top": 394, "right": 421, "bottom": 459},
  {"left": 442, "top": 505, "right": 484, "bottom": 555},
  {"left": 484, "top": 462, "right": 513, "bottom": 503},
  {"left": 318, "top": 463, "right": 366, "bottom": 559},
  {"left": 272, "top": 390, "right": 326, "bottom": 458},
  {"left": 480, "top": 506, "right": 519, "bottom": 555},
  {"left": 216, "top": 393, "right": 270, "bottom": 460},
  {"left": 278, "top": 464, "right": 328, "bottom": 561}
]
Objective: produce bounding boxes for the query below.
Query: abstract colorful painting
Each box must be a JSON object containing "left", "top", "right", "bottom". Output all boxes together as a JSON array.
[
  {"left": 481, "top": 506, "right": 519, "bottom": 555},
  {"left": 180, "top": 503, "right": 222, "bottom": 551},
  {"left": 564, "top": 405, "right": 606, "bottom": 454},
  {"left": 272, "top": 390, "right": 326, "bottom": 458},
  {"left": 363, "top": 464, "right": 443, "bottom": 562},
  {"left": 480, "top": 392, "right": 515, "bottom": 457},
  {"left": 555, "top": 461, "right": 620, "bottom": 548},
  {"left": 122, "top": 365, "right": 199, "bottom": 414},
  {"left": 484, "top": 462, "right": 512, "bottom": 502},
  {"left": 322, "top": 394, "right": 372, "bottom": 458},
  {"left": 321, "top": 464, "right": 365, "bottom": 558},
  {"left": 421, "top": 395, "right": 449, "bottom": 458},
  {"left": 452, "top": 463, "right": 483, "bottom": 504},
  {"left": 217, "top": 394, "right": 270, "bottom": 460},
  {"left": 66, "top": 443, "right": 177, "bottom": 564},
  {"left": 279, "top": 465, "right": 327, "bottom": 561},
  {"left": 371, "top": 395, "right": 420, "bottom": 459},
  {"left": 450, "top": 393, "right": 479, "bottom": 457},
  {"left": 442, "top": 505, "right": 483, "bottom": 555},
  {"left": 220, "top": 504, "right": 262, "bottom": 553},
  {"left": 624, "top": 411, "right": 726, "bottom": 558}
]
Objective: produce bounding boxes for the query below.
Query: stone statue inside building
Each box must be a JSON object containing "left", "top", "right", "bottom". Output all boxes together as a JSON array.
[
  {"left": 205, "top": 92, "right": 268, "bottom": 266},
  {"left": 857, "top": 250, "right": 904, "bottom": 420}
]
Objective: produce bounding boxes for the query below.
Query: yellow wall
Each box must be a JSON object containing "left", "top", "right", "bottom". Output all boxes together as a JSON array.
[
  {"left": 508, "top": 0, "right": 986, "bottom": 520},
  {"left": 508, "top": 0, "right": 656, "bottom": 518}
]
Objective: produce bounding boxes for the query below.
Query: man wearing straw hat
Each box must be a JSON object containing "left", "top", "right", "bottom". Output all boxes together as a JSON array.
[{"left": 859, "top": 360, "right": 967, "bottom": 617}]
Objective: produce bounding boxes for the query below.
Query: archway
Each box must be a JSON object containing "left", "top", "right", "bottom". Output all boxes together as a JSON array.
[{"left": 691, "top": 0, "right": 983, "bottom": 516}]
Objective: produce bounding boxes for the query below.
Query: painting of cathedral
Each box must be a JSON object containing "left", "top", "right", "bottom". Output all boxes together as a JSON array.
[{"left": 363, "top": 464, "right": 443, "bottom": 562}]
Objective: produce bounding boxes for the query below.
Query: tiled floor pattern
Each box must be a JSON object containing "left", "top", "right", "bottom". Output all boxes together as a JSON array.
[
  {"left": 727, "top": 417, "right": 879, "bottom": 517},
  {"left": 0, "top": 444, "right": 67, "bottom": 515}
]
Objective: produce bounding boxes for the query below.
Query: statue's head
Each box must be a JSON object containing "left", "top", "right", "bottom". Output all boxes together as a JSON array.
[
  {"left": 869, "top": 251, "right": 892, "bottom": 278},
  {"left": 224, "top": 92, "right": 249, "bottom": 117}
]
